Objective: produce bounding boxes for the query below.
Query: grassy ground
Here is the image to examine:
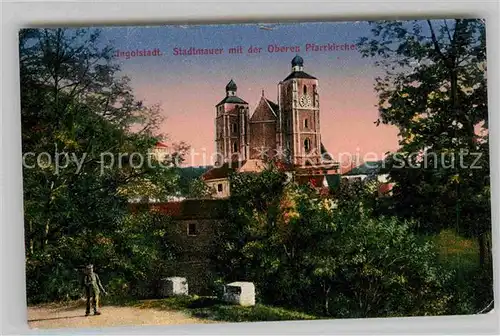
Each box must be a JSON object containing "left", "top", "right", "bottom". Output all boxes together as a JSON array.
[
  {"left": 430, "top": 229, "right": 479, "bottom": 271},
  {"left": 108, "top": 295, "right": 320, "bottom": 323},
  {"left": 427, "top": 229, "right": 492, "bottom": 314}
]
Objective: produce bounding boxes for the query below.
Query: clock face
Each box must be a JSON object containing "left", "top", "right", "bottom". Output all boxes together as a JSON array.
[{"left": 299, "top": 95, "right": 312, "bottom": 107}]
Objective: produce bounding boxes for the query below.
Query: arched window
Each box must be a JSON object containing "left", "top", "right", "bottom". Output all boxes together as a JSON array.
[
  {"left": 233, "top": 142, "right": 238, "bottom": 153},
  {"left": 304, "top": 138, "right": 311, "bottom": 152},
  {"left": 304, "top": 118, "right": 309, "bottom": 129},
  {"left": 303, "top": 85, "right": 307, "bottom": 95}
]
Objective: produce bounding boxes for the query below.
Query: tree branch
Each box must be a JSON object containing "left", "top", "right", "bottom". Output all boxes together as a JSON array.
[
  {"left": 443, "top": 19, "right": 453, "bottom": 44},
  {"left": 426, "top": 20, "right": 450, "bottom": 66}
]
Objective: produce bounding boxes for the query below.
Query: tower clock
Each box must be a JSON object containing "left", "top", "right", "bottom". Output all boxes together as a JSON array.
[
  {"left": 278, "top": 55, "right": 322, "bottom": 166},
  {"left": 299, "top": 95, "right": 312, "bottom": 107}
]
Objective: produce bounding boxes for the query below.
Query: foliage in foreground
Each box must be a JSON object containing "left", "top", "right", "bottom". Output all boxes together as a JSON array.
[
  {"left": 357, "top": 19, "right": 491, "bottom": 268},
  {"left": 20, "top": 28, "right": 186, "bottom": 303},
  {"left": 212, "top": 168, "right": 453, "bottom": 318},
  {"left": 355, "top": 18, "right": 493, "bottom": 315},
  {"left": 428, "top": 229, "right": 493, "bottom": 315},
  {"left": 26, "top": 211, "right": 178, "bottom": 303}
]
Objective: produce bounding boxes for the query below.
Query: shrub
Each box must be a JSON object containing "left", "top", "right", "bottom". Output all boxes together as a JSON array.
[
  {"left": 213, "top": 168, "right": 452, "bottom": 318},
  {"left": 25, "top": 211, "right": 178, "bottom": 304}
]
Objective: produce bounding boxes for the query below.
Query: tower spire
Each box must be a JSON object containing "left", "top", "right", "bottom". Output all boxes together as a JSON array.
[
  {"left": 291, "top": 54, "right": 304, "bottom": 72},
  {"left": 226, "top": 79, "right": 237, "bottom": 96}
]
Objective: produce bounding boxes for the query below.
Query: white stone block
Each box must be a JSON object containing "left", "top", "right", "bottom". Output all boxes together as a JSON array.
[
  {"left": 161, "top": 277, "right": 188, "bottom": 297},
  {"left": 222, "top": 281, "right": 255, "bottom": 306}
]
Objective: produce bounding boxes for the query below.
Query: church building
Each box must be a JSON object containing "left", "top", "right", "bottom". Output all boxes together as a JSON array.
[{"left": 202, "top": 55, "right": 338, "bottom": 198}]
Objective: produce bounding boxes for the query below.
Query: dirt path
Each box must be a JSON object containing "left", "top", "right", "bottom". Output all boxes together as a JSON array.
[{"left": 28, "top": 301, "right": 214, "bottom": 330}]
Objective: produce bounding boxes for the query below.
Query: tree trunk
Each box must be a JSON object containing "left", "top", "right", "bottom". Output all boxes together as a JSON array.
[
  {"left": 42, "top": 181, "right": 55, "bottom": 251},
  {"left": 324, "top": 284, "right": 331, "bottom": 315},
  {"left": 28, "top": 220, "right": 34, "bottom": 256},
  {"left": 44, "top": 219, "right": 50, "bottom": 247},
  {"left": 478, "top": 232, "right": 486, "bottom": 268},
  {"left": 486, "top": 232, "right": 492, "bottom": 266},
  {"left": 479, "top": 232, "right": 492, "bottom": 268}
]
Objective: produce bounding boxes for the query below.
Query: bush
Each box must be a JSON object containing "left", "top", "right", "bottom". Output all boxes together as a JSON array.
[
  {"left": 325, "top": 215, "right": 451, "bottom": 318},
  {"left": 213, "top": 168, "right": 452, "bottom": 318},
  {"left": 424, "top": 229, "right": 494, "bottom": 315},
  {"left": 26, "top": 211, "right": 178, "bottom": 304}
]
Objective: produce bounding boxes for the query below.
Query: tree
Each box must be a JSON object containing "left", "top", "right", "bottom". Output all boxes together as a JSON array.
[
  {"left": 211, "top": 165, "right": 288, "bottom": 282},
  {"left": 173, "top": 166, "right": 213, "bottom": 199},
  {"left": 357, "top": 19, "right": 491, "bottom": 267},
  {"left": 213, "top": 167, "right": 450, "bottom": 318},
  {"left": 20, "top": 28, "right": 181, "bottom": 302}
]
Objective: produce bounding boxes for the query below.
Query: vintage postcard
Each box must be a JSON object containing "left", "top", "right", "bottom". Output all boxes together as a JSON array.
[{"left": 21, "top": 19, "right": 493, "bottom": 329}]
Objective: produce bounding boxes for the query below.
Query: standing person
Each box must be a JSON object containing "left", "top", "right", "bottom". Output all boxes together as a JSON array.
[{"left": 83, "top": 264, "right": 107, "bottom": 316}]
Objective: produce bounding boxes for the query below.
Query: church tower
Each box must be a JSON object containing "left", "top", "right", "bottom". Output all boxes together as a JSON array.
[
  {"left": 278, "top": 55, "right": 322, "bottom": 166},
  {"left": 215, "top": 79, "right": 250, "bottom": 165}
]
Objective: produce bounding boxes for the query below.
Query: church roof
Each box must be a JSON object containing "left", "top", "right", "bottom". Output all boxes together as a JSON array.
[
  {"left": 226, "top": 79, "right": 237, "bottom": 92},
  {"left": 283, "top": 71, "right": 317, "bottom": 81},
  {"left": 266, "top": 99, "right": 279, "bottom": 114},
  {"left": 238, "top": 159, "right": 267, "bottom": 173},
  {"left": 320, "top": 143, "right": 333, "bottom": 161},
  {"left": 250, "top": 96, "right": 278, "bottom": 121},
  {"left": 216, "top": 95, "right": 248, "bottom": 106},
  {"left": 291, "top": 54, "right": 304, "bottom": 67}
]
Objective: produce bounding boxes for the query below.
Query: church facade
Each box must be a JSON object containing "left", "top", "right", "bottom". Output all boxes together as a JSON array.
[
  {"left": 203, "top": 55, "right": 338, "bottom": 198},
  {"left": 214, "top": 54, "right": 328, "bottom": 166}
]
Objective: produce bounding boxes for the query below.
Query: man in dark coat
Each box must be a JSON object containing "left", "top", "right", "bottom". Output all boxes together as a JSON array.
[{"left": 83, "top": 264, "right": 107, "bottom": 316}]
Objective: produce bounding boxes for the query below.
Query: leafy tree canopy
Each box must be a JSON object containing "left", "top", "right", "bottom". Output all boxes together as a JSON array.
[{"left": 357, "top": 20, "right": 491, "bottom": 267}]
